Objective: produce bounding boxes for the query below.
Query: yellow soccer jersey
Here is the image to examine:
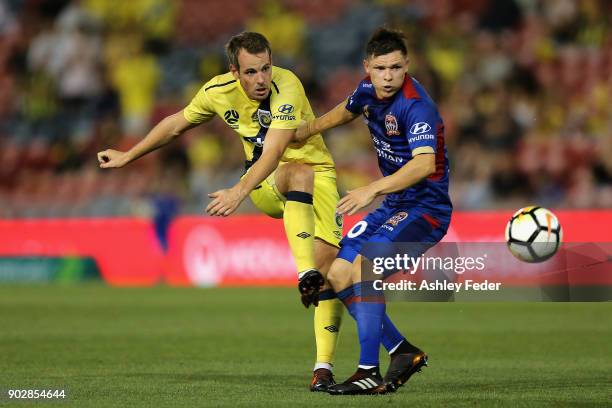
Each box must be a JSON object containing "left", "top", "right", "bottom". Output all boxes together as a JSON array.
[{"left": 183, "top": 67, "right": 335, "bottom": 172}]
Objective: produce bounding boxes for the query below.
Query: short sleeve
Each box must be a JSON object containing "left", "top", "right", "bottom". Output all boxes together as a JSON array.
[
  {"left": 406, "top": 101, "right": 439, "bottom": 155},
  {"left": 183, "top": 86, "right": 216, "bottom": 124},
  {"left": 345, "top": 84, "right": 365, "bottom": 114},
  {"left": 269, "top": 87, "right": 303, "bottom": 130}
]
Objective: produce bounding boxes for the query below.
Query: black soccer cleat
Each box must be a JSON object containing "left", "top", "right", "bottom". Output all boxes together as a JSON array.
[
  {"left": 328, "top": 368, "right": 387, "bottom": 395},
  {"left": 298, "top": 269, "right": 324, "bottom": 308},
  {"left": 310, "top": 368, "right": 335, "bottom": 392},
  {"left": 383, "top": 350, "right": 428, "bottom": 392}
]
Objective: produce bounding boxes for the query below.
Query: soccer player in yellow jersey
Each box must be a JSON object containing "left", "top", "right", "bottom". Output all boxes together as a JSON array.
[{"left": 97, "top": 32, "right": 343, "bottom": 391}]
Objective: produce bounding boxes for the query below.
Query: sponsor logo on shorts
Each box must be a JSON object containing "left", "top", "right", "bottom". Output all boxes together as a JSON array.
[
  {"left": 386, "top": 211, "right": 408, "bottom": 227},
  {"left": 335, "top": 214, "right": 344, "bottom": 228}
]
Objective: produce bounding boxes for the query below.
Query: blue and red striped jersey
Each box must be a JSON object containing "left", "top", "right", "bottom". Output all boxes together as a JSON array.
[{"left": 345, "top": 75, "right": 452, "bottom": 211}]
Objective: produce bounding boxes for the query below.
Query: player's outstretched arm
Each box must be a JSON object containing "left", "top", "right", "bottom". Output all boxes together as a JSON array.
[
  {"left": 206, "top": 128, "right": 294, "bottom": 216},
  {"left": 97, "top": 111, "right": 197, "bottom": 168},
  {"left": 294, "top": 99, "right": 358, "bottom": 143},
  {"left": 337, "top": 153, "right": 435, "bottom": 215}
]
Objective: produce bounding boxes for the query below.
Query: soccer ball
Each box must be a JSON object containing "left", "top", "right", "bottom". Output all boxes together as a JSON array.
[{"left": 505, "top": 206, "right": 563, "bottom": 263}]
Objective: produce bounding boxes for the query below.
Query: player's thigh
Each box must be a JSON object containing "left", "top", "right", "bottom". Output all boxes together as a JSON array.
[
  {"left": 273, "top": 161, "right": 314, "bottom": 194},
  {"left": 312, "top": 171, "right": 343, "bottom": 249},
  {"left": 363, "top": 208, "right": 451, "bottom": 276},
  {"left": 337, "top": 206, "right": 394, "bottom": 264},
  {"left": 389, "top": 209, "right": 451, "bottom": 245},
  {"left": 247, "top": 170, "right": 284, "bottom": 218}
]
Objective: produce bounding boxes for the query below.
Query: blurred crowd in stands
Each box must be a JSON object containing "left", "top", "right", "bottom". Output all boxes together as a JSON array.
[{"left": 0, "top": 0, "right": 610, "bottom": 219}]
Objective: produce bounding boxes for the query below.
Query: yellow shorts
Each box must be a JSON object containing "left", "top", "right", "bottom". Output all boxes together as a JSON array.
[{"left": 248, "top": 166, "right": 343, "bottom": 247}]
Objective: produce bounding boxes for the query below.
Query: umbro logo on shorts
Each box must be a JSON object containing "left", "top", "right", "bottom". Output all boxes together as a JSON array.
[
  {"left": 296, "top": 232, "right": 311, "bottom": 239},
  {"left": 324, "top": 325, "right": 339, "bottom": 333}
]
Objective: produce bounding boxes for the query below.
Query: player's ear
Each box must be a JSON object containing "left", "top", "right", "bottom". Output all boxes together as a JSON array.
[
  {"left": 363, "top": 58, "right": 370, "bottom": 75},
  {"left": 229, "top": 64, "right": 240, "bottom": 80}
]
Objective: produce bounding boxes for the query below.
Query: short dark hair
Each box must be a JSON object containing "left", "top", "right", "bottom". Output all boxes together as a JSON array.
[
  {"left": 365, "top": 27, "right": 408, "bottom": 58},
  {"left": 225, "top": 32, "right": 272, "bottom": 70}
]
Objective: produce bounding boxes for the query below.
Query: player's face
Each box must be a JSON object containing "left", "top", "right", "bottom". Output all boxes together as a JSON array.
[
  {"left": 231, "top": 49, "right": 272, "bottom": 101},
  {"left": 364, "top": 50, "right": 409, "bottom": 99}
]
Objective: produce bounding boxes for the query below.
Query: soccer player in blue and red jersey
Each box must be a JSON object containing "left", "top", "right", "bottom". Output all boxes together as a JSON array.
[{"left": 296, "top": 27, "right": 452, "bottom": 395}]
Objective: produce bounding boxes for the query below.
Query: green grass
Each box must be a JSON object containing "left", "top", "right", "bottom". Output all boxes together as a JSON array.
[{"left": 0, "top": 286, "right": 610, "bottom": 407}]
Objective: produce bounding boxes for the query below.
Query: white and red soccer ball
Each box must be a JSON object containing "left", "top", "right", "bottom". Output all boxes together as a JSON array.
[{"left": 505, "top": 206, "right": 563, "bottom": 263}]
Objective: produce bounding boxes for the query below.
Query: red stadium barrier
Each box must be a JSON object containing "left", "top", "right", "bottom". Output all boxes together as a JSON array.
[
  {"left": 165, "top": 210, "right": 612, "bottom": 287},
  {"left": 0, "top": 210, "right": 610, "bottom": 286},
  {"left": 165, "top": 215, "right": 296, "bottom": 286},
  {"left": 0, "top": 218, "right": 165, "bottom": 285}
]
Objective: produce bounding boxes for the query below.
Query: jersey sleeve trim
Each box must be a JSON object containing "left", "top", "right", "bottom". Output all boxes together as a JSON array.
[
  {"left": 412, "top": 146, "right": 435, "bottom": 155},
  {"left": 204, "top": 79, "right": 236, "bottom": 92}
]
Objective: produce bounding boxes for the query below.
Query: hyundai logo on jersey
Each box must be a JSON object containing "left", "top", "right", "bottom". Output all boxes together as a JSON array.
[
  {"left": 410, "top": 122, "right": 431, "bottom": 135},
  {"left": 278, "top": 104, "right": 294, "bottom": 114}
]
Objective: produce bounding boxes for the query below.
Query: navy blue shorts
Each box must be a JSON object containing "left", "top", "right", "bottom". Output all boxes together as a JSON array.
[{"left": 337, "top": 205, "right": 451, "bottom": 263}]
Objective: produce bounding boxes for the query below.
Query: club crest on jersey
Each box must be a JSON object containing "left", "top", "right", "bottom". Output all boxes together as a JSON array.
[
  {"left": 363, "top": 105, "right": 370, "bottom": 119},
  {"left": 386, "top": 211, "right": 408, "bottom": 226},
  {"left": 257, "top": 109, "right": 272, "bottom": 128},
  {"left": 385, "top": 114, "right": 400, "bottom": 136}
]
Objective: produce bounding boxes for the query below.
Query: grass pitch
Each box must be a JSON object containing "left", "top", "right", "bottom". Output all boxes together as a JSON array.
[{"left": 0, "top": 285, "right": 610, "bottom": 407}]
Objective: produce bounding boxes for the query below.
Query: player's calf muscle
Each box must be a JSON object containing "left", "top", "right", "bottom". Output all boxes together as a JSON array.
[
  {"left": 326, "top": 259, "right": 354, "bottom": 292},
  {"left": 315, "top": 240, "right": 338, "bottom": 289}
]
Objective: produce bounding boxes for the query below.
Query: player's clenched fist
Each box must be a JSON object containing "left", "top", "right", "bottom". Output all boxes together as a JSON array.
[{"left": 97, "top": 149, "right": 129, "bottom": 168}]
